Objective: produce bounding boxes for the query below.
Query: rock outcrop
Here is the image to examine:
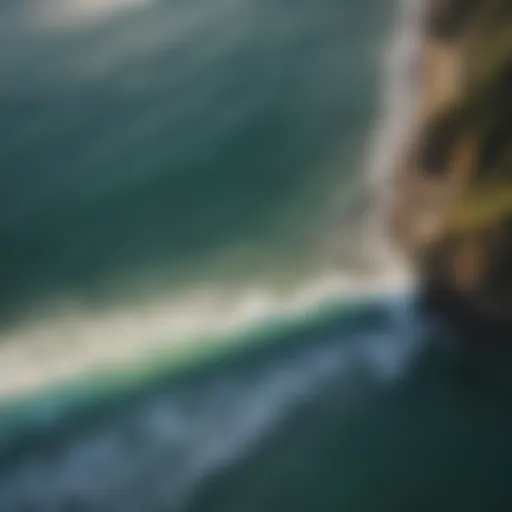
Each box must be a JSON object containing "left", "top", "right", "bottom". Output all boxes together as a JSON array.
[{"left": 386, "top": 0, "right": 512, "bottom": 339}]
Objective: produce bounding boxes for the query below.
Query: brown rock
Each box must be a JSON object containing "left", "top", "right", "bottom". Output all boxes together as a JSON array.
[{"left": 388, "top": 0, "right": 512, "bottom": 340}]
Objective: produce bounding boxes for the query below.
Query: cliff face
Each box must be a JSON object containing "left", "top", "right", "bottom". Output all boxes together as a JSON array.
[{"left": 386, "top": 0, "right": 512, "bottom": 337}]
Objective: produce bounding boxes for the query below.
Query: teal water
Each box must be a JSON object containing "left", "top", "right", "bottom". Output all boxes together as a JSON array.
[
  {"left": 2, "top": 0, "right": 511, "bottom": 510},
  {"left": 0, "top": 0, "right": 392, "bottom": 321}
]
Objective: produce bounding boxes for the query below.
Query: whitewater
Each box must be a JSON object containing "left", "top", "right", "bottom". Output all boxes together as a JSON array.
[{"left": 0, "top": 0, "right": 421, "bottom": 399}]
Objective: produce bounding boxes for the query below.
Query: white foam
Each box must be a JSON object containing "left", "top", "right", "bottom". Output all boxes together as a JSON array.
[
  {"left": 0, "top": 271, "right": 409, "bottom": 398},
  {"left": 364, "top": 0, "right": 424, "bottom": 271},
  {"left": 38, "top": 0, "right": 153, "bottom": 28}
]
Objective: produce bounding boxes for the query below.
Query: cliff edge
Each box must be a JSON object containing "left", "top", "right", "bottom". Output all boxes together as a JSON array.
[{"left": 386, "top": 0, "right": 512, "bottom": 339}]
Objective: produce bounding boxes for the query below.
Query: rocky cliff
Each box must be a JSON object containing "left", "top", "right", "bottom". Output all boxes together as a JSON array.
[{"left": 386, "top": 0, "right": 512, "bottom": 339}]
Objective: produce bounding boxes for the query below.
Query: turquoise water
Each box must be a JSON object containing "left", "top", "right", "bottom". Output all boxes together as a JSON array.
[{"left": 2, "top": 0, "right": 511, "bottom": 510}]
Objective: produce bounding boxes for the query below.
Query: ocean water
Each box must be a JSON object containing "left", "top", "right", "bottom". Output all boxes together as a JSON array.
[
  {"left": 0, "top": 0, "right": 392, "bottom": 315},
  {"left": 1, "top": 0, "right": 511, "bottom": 510},
  {"left": 0, "top": 0, "right": 408, "bottom": 393}
]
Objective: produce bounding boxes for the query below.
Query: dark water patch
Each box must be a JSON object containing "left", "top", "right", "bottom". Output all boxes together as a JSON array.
[{"left": 186, "top": 332, "right": 512, "bottom": 512}]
